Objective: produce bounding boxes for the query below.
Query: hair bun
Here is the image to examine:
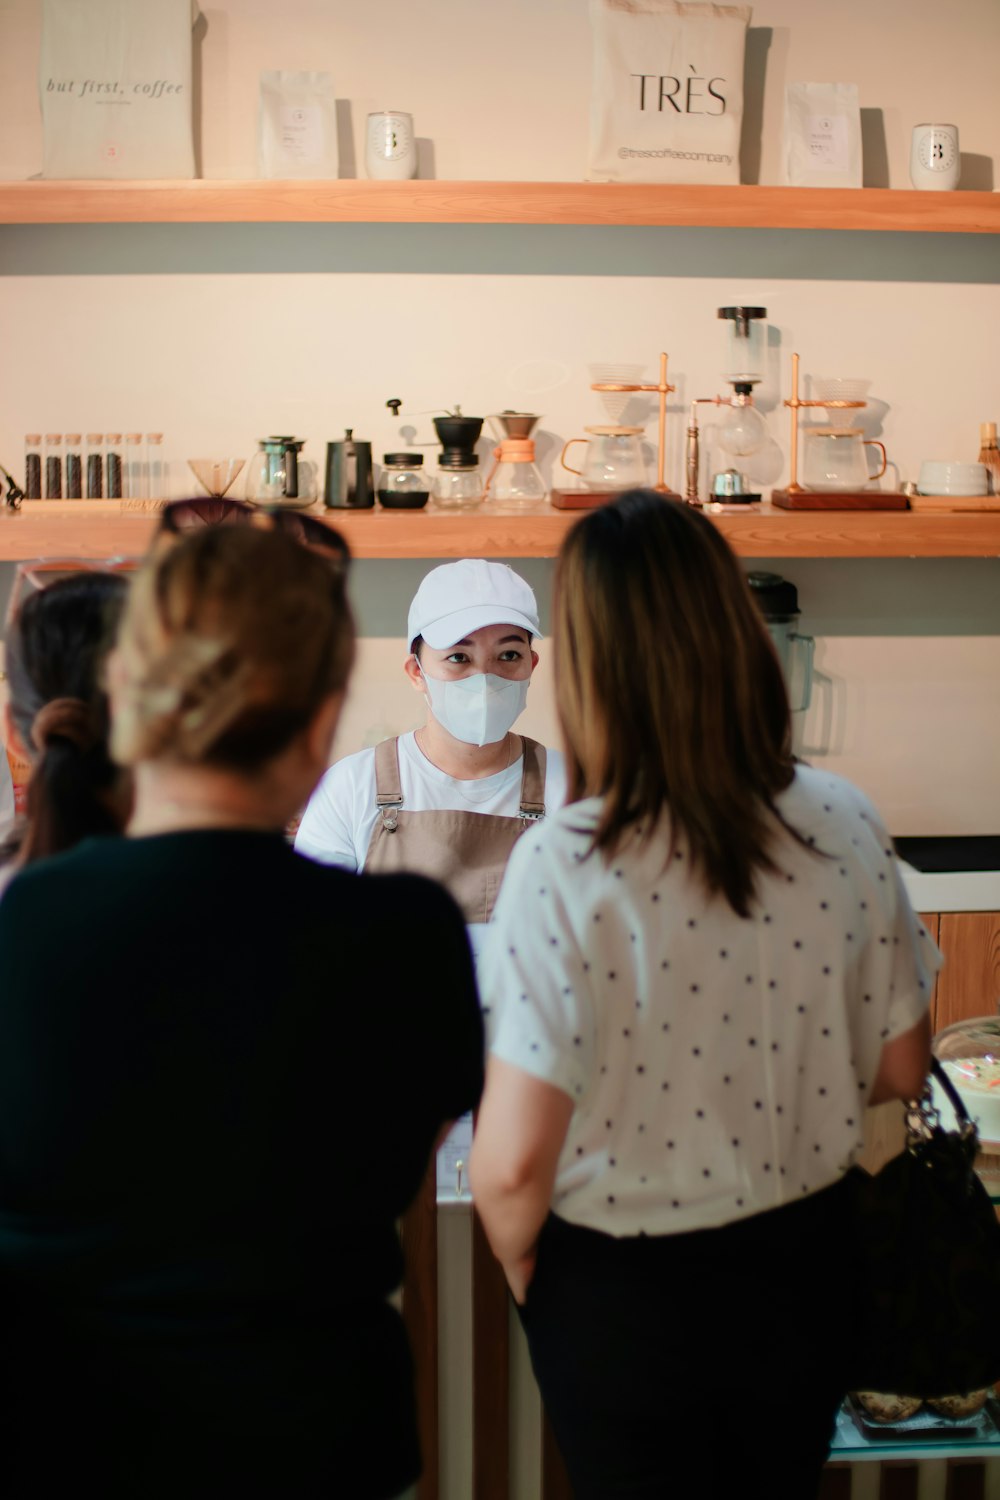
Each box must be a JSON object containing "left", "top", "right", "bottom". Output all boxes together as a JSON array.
[{"left": 31, "top": 697, "right": 97, "bottom": 754}]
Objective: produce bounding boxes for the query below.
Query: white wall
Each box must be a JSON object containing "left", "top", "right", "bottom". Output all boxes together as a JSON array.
[
  {"left": 2, "top": 0, "right": 998, "bottom": 185},
  {"left": 0, "top": 0, "right": 998, "bottom": 837}
]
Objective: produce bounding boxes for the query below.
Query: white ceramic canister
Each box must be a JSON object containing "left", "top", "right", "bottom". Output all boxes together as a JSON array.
[
  {"left": 910, "top": 124, "right": 961, "bottom": 190},
  {"left": 365, "top": 111, "right": 417, "bottom": 181}
]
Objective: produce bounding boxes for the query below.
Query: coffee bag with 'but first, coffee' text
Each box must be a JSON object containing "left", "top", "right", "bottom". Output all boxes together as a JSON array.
[
  {"left": 40, "top": 0, "right": 198, "bottom": 179},
  {"left": 587, "top": 0, "right": 751, "bottom": 185}
]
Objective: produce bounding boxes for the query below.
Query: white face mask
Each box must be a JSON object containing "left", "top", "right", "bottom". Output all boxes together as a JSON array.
[{"left": 420, "top": 668, "right": 530, "bottom": 747}]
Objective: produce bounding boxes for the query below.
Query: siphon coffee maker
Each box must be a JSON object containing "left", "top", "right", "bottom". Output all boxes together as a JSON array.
[
  {"left": 686, "top": 307, "right": 769, "bottom": 505},
  {"left": 483, "top": 412, "right": 546, "bottom": 506}
]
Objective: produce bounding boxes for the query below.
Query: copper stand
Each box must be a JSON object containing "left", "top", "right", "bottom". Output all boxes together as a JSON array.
[
  {"left": 591, "top": 351, "right": 677, "bottom": 495},
  {"left": 779, "top": 352, "right": 865, "bottom": 494}
]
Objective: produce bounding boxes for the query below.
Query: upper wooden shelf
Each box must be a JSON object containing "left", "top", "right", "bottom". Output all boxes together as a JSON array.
[
  {"left": 1, "top": 180, "right": 998, "bottom": 234},
  {"left": 2, "top": 502, "right": 1000, "bottom": 561}
]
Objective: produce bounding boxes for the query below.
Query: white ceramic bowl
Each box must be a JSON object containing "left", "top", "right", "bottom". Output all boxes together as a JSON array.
[{"left": 918, "top": 461, "right": 988, "bottom": 495}]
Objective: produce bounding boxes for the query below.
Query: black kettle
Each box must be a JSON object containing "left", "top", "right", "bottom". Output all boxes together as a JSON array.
[{"left": 325, "top": 430, "right": 374, "bottom": 510}]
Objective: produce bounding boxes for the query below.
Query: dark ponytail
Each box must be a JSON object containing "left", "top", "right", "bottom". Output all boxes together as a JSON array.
[{"left": 4, "top": 572, "right": 130, "bottom": 868}]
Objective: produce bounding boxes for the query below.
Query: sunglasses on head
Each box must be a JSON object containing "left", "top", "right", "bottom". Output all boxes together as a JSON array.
[{"left": 155, "top": 497, "right": 351, "bottom": 569}]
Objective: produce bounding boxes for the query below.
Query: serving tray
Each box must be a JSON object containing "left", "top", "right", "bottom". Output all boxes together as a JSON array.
[
  {"left": 770, "top": 489, "right": 908, "bottom": 510},
  {"left": 907, "top": 493, "right": 1000, "bottom": 512},
  {"left": 846, "top": 1394, "right": 1000, "bottom": 1443}
]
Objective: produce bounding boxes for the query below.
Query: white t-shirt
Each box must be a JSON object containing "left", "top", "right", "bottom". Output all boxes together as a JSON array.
[
  {"left": 295, "top": 731, "right": 567, "bottom": 964},
  {"left": 481, "top": 765, "right": 941, "bottom": 1239}
]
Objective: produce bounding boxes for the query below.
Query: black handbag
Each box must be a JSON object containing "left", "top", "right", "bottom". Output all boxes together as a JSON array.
[{"left": 848, "top": 1057, "right": 1000, "bottom": 1398}]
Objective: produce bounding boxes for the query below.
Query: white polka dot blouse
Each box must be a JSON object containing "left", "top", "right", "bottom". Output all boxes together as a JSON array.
[{"left": 480, "top": 765, "right": 941, "bottom": 1239}]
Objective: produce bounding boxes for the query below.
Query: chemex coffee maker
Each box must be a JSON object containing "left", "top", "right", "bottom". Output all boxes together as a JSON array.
[{"left": 483, "top": 411, "right": 546, "bottom": 507}]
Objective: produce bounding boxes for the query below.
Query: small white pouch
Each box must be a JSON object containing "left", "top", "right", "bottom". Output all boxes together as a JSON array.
[
  {"left": 783, "top": 83, "right": 863, "bottom": 188},
  {"left": 258, "top": 71, "right": 339, "bottom": 179}
]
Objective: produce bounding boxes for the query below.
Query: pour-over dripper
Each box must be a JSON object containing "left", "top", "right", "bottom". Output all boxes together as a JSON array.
[
  {"left": 589, "top": 364, "right": 647, "bottom": 423},
  {"left": 187, "top": 458, "right": 246, "bottom": 498},
  {"left": 493, "top": 411, "right": 541, "bottom": 441}
]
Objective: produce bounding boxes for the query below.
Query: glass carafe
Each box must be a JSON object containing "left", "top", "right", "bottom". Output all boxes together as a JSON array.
[
  {"left": 484, "top": 439, "right": 547, "bottom": 506},
  {"left": 432, "top": 459, "right": 484, "bottom": 510},
  {"left": 560, "top": 425, "right": 646, "bottom": 490}
]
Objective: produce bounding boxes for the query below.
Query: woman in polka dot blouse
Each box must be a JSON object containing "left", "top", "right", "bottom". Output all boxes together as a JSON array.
[{"left": 470, "top": 490, "right": 939, "bottom": 1500}]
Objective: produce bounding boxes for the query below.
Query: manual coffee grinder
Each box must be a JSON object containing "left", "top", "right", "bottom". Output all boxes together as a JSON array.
[
  {"left": 431, "top": 410, "right": 486, "bottom": 509},
  {"left": 550, "top": 352, "right": 677, "bottom": 511},
  {"left": 482, "top": 412, "right": 546, "bottom": 507}
]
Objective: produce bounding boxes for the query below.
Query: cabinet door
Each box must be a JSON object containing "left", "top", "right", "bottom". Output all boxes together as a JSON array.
[
  {"left": 858, "top": 913, "right": 941, "bottom": 1174},
  {"left": 933, "top": 912, "right": 1000, "bottom": 1034}
]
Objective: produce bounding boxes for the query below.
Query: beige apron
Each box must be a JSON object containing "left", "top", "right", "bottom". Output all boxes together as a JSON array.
[{"left": 364, "top": 734, "right": 547, "bottom": 925}]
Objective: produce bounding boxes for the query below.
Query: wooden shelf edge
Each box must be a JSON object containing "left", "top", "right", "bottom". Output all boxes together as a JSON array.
[
  {"left": 2, "top": 504, "right": 1000, "bottom": 561},
  {"left": 1, "top": 181, "right": 998, "bottom": 233}
]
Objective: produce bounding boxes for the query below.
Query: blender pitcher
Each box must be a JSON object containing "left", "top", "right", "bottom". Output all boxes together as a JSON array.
[{"left": 747, "top": 571, "right": 814, "bottom": 713}]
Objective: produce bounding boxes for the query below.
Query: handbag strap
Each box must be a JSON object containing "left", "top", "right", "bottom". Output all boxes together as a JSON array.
[
  {"left": 928, "top": 1056, "right": 972, "bottom": 1126},
  {"left": 905, "top": 1056, "right": 977, "bottom": 1151}
]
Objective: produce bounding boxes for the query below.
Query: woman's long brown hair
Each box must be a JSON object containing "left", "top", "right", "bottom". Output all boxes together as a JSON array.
[{"left": 554, "top": 490, "right": 798, "bottom": 917}]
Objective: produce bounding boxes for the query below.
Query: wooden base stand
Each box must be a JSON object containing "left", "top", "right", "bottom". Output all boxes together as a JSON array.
[
  {"left": 771, "top": 489, "right": 908, "bottom": 511},
  {"left": 549, "top": 486, "right": 622, "bottom": 511}
]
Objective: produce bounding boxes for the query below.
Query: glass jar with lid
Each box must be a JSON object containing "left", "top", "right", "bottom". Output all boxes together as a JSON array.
[
  {"left": 378, "top": 452, "right": 429, "bottom": 510},
  {"left": 432, "top": 455, "right": 484, "bottom": 511},
  {"left": 933, "top": 1017, "right": 1000, "bottom": 1199},
  {"left": 44, "top": 434, "right": 63, "bottom": 499},
  {"left": 64, "top": 435, "right": 83, "bottom": 499},
  {"left": 24, "top": 435, "right": 42, "bottom": 499},
  {"left": 105, "top": 433, "right": 124, "bottom": 498}
]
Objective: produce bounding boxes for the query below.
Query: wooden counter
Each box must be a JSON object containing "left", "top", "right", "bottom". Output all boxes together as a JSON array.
[{"left": 3, "top": 500, "right": 1000, "bottom": 562}]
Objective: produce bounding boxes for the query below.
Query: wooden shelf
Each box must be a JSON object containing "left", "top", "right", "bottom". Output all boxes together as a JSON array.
[
  {"left": 1, "top": 180, "right": 998, "bottom": 233},
  {"left": 3, "top": 501, "right": 1000, "bottom": 561}
]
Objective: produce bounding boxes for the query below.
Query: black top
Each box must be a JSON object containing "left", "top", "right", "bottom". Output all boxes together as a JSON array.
[{"left": 0, "top": 830, "right": 482, "bottom": 1498}]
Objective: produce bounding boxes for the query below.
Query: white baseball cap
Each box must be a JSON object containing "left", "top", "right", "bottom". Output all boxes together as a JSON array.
[{"left": 407, "top": 559, "right": 542, "bottom": 651}]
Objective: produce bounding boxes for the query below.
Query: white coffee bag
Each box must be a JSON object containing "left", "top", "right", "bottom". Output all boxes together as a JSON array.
[
  {"left": 587, "top": 0, "right": 752, "bottom": 185},
  {"left": 258, "top": 72, "right": 339, "bottom": 180},
  {"left": 40, "top": 0, "right": 197, "bottom": 179},
  {"left": 783, "top": 83, "right": 863, "bottom": 188}
]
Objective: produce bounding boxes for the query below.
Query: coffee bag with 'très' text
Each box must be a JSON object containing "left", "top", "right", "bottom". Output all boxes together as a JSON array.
[{"left": 587, "top": 0, "right": 751, "bottom": 184}]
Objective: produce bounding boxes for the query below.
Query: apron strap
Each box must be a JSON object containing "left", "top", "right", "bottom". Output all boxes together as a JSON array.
[
  {"left": 518, "top": 737, "right": 547, "bottom": 821},
  {"left": 374, "top": 737, "right": 404, "bottom": 832}
]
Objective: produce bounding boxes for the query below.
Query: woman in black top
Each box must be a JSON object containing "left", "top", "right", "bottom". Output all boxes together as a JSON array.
[
  {"left": 1, "top": 569, "right": 130, "bottom": 883},
  {"left": 0, "top": 522, "right": 483, "bottom": 1499}
]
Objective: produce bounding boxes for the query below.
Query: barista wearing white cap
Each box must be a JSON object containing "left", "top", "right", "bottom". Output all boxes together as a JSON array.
[{"left": 296, "top": 559, "right": 565, "bottom": 960}]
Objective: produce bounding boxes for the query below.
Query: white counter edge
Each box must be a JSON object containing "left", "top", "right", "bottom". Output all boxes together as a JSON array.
[{"left": 898, "top": 861, "right": 1000, "bottom": 913}]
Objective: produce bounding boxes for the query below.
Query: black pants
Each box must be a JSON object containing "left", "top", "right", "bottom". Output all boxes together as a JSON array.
[{"left": 519, "top": 1177, "right": 857, "bottom": 1500}]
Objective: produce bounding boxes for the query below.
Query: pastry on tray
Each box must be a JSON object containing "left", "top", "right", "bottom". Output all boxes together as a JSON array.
[
  {"left": 927, "top": 1390, "right": 990, "bottom": 1420},
  {"left": 854, "top": 1391, "right": 923, "bottom": 1423}
]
